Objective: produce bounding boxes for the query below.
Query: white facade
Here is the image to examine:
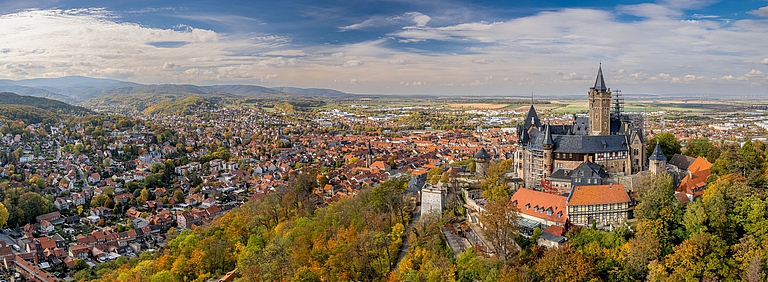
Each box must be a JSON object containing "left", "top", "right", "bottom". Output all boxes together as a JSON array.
[{"left": 420, "top": 185, "right": 446, "bottom": 215}]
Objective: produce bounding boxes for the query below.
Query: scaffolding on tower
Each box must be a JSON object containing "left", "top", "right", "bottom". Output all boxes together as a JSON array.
[{"left": 613, "top": 89, "right": 625, "bottom": 119}]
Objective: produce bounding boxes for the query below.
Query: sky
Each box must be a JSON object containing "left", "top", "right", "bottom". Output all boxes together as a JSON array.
[{"left": 0, "top": 0, "right": 767, "bottom": 95}]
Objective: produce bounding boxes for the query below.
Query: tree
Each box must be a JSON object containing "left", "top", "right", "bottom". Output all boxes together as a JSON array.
[
  {"left": 18, "top": 192, "right": 51, "bottom": 224},
  {"left": 480, "top": 160, "right": 514, "bottom": 200},
  {"left": 684, "top": 138, "right": 712, "bottom": 158},
  {"left": 533, "top": 245, "right": 596, "bottom": 282},
  {"left": 138, "top": 188, "right": 149, "bottom": 206},
  {"left": 91, "top": 194, "right": 109, "bottom": 207},
  {"left": 173, "top": 190, "right": 185, "bottom": 203},
  {"left": 74, "top": 258, "right": 89, "bottom": 271},
  {"left": 480, "top": 198, "right": 519, "bottom": 261},
  {"left": 0, "top": 202, "right": 8, "bottom": 229},
  {"left": 647, "top": 132, "right": 682, "bottom": 160},
  {"left": 634, "top": 173, "right": 680, "bottom": 223}
]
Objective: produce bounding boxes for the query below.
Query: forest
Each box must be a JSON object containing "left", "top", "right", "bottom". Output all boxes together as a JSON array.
[{"left": 89, "top": 136, "right": 768, "bottom": 282}]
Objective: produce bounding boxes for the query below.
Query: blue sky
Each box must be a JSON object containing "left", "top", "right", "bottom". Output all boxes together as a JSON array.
[{"left": 0, "top": 0, "right": 767, "bottom": 95}]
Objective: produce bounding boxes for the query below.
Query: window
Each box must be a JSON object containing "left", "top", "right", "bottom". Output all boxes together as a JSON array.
[
  {"left": 547, "top": 209, "right": 552, "bottom": 216},
  {"left": 573, "top": 206, "right": 578, "bottom": 212},
  {"left": 588, "top": 205, "right": 593, "bottom": 211},
  {"left": 557, "top": 211, "right": 562, "bottom": 218},
  {"left": 525, "top": 204, "right": 530, "bottom": 210},
  {"left": 603, "top": 204, "right": 607, "bottom": 210}
]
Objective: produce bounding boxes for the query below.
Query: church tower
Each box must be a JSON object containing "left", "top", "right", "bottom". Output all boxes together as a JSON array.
[
  {"left": 366, "top": 141, "right": 374, "bottom": 168},
  {"left": 589, "top": 64, "right": 612, "bottom": 136}
]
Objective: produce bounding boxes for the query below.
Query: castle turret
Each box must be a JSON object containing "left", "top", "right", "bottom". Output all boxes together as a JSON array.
[
  {"left": 649, "top": 143, "right": 667, "bottom": 174},
  {"left": 589, "top": 64, "right": 612, "bottom": 136},
  {"left": 475, "top": 148, "right": 491, "bottom": 177},
  {"left": 543, "top": 124, "right": 554, "bottom": 178}
]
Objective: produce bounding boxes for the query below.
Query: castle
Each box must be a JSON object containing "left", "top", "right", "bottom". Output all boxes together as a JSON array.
[{"left": 515, "top": 65, "right": 647, "bottom": 191}]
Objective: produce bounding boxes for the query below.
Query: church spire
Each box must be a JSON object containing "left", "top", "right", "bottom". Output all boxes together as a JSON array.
[{"left": 594, "top": 63, "right": 607, "bottom": 92}]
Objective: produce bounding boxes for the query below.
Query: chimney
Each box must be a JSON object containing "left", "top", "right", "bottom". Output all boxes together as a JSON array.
[
  {"left": 588, "top": 155, "right": 593, "bottom": 162},
  {"left": 583, "top": 155, "right": 588, "bottom": 163}
]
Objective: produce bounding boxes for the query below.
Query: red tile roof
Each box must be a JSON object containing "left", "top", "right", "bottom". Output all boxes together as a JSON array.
[
  {"left": 511, "top": 188, "right": 568, "bottom": 225},
  {"left": 568, "top": 184, "right": 630, "bottom": 206},
  {"left": 677, "top": 156, "right": 711, "bottom": 197}
]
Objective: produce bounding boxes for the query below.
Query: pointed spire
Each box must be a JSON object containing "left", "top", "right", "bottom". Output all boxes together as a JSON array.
[
  {"left": 649, "top": 143, "right": 666, "bottom": 161},
  {"left": 543, "top": 123, "right": 554, "bottom": 146},
  {"left": 594, "top": 63, "right": 607, "bottom": 92},
  {"left": 367, "top": 140, "right": 373, "bottom": 155},
  {"left": 524, "top": 105, "right": 542, "bottom": 129}
]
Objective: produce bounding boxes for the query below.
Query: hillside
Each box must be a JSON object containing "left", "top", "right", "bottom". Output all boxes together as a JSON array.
[
  {"left": 0, "top": 92, "right": 90, "bottom": 114},
  {"left": 0, "top": 77, "right": 350, "bottom": 106},
  {"left": 205, "top": 85, "right": 286, "bottom": 96},
  {"left": 0, "top": 105, "right": 59, "bottom": 125},
  {"left": 0, "top": 85, "right": 72, "bottom": 102},
  {"left": 143, "top": 95, "right": 213, "bottom": 116}
]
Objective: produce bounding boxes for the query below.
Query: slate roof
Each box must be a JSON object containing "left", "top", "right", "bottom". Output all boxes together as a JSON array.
[
  {"left": 543, "top": 124, "right": 554, "bottom": 146},
  {"left": 649, "top": 143, "right": 667, "bottom": 162},
  {"left": 570, "top": 161, "right": 608, "bottom": 179},
  {"left": 594, "top": 64, "right": 607, "bottom": 92},
  {"left": 474, "top": 148, "right": 491, "bottom": 159},
  {"left": 547, "top": 168, "right": 572, "bottom": 181},
  {"left": 523, "top": 105, "right": 541, "bottom": 130},
  {"left": 668, "top": 153, "right": 694, "bottom": 170},
  {"left": 549, "top": 135, "right": 628, "bottom": 153}
]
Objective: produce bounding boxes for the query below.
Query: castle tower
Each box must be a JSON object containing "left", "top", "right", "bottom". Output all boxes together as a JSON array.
[
  {"left": 649, "top": 143, "right": 667, "bottom": 175},
  {"left": 474, "top": 148, "right": 491, "bottom": 177},
  {"left": 589, "top": 64, "right": 612, "bottom": 136},
  {"left": 542, "top": 124, "right": 554, "bottom": 178}
]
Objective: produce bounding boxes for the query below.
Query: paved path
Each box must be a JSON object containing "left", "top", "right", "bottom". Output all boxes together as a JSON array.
[{"left": 394, "top": 206, "right": 421, "bottom": 267}]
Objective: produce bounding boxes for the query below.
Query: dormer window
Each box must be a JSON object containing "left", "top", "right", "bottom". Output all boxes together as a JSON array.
[
  {"left": 526, "top": 204, "right": 530, "bottom": 210},
  {"left": 546, "top": 209, "right": 552, "bottom": 216},
  {"left": 557, "top": 211, "right": 563, "bottom": 218}
]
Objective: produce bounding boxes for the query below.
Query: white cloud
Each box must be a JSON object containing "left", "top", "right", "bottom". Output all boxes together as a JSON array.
[
  {"left": 762, "top": 58, "right": 768, "bottom": 65},
  {"left": 331, "top": 52, "right": 344, "bottom": 58},
  {"left": 349, "top": 78, "right": 360, "bottom": 84},
  {"left": 342, "top": 60, "right": 363, "bottom": 67},
  {"left": 748, "top": 6, "right": 768, "bottom": 17},
  {"left": 339, "top": 12, "right": 431, "bottom": 31},
  {"left": 162, "top": 62, "right": 180, "bottom": 69}
]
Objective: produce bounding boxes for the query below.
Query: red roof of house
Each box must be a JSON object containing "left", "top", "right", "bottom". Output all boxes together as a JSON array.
[
  {"left": 677, "top": 156, "right": 711, "bottom": 197},
  {"left": 511, "top": 188, "right": 568, "bottom": 225},
  {"left": 568, "top": 184, "right": 630, "bottom": 206}
]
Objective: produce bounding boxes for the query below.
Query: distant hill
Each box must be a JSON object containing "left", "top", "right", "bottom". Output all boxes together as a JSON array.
[
  {"left": 0, "top": 92, "right": 91, "bottom": 114},
  {"left": 0, "top": 85, "right": 72, "bottom": 102},
  {"left": 272, "top": 87, "right": 348, "bottom": 97},
  {"left": 205, "top": 85, "right": 286, "bottom": 96},
  {"left": 0, "top": 76, "right": 349, "bottom": 111}
]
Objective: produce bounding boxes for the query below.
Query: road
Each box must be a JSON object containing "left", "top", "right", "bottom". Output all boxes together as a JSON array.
[{"left": 394, "top": 206, "right": 421, "bottom": 266}]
